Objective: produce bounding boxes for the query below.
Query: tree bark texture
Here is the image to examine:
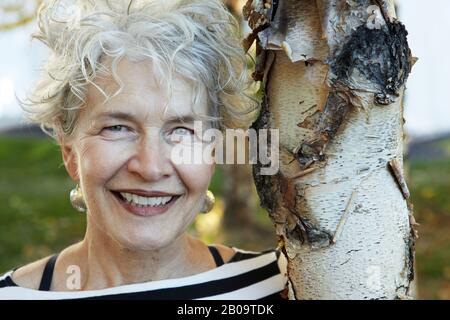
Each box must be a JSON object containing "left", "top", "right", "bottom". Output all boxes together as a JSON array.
[{"left": 243, "top": 0, "right": 418, "bottom": 299}]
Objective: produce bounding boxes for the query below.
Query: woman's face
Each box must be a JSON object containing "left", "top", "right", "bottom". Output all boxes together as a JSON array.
[{"left": 62, "top": 58, "right": 215, "bottom": 250}]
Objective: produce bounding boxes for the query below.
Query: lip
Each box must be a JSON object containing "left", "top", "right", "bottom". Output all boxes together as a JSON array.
[
  {"left": 113, "top": 189, "right": 180, "bottom": 197},
  {"left": 111, "top": 190, "right": 181, "bottom": 217}
]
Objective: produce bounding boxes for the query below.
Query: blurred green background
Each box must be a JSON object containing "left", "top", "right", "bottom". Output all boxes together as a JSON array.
[{"left": 0, "top": 133, "right": 449, "bottom": 299}]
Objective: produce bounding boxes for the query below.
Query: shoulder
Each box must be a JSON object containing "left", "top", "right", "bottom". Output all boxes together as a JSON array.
[
  {"left": 213, "top": 243, "right": 237, "bottom": 263},
  {"left": 2, "top": 256, "right": 52, "bottom": 291}
]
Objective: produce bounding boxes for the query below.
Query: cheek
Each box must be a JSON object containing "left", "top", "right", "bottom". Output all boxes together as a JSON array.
[
  {"left": 176, "top": 163, "right": 214, "bottom": 193},
  {"left": 76, "top": 139, "right": 131, "bottom": 182}
]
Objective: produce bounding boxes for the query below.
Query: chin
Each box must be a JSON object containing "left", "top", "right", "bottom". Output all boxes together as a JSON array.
[{"left": 114, "top": 229, "right": 179, "bottom": 252}]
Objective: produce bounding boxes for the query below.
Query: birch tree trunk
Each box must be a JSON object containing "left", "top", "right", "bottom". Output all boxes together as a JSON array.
[{"left": 243, "top": 0, "right": 418, "bottom": 299}]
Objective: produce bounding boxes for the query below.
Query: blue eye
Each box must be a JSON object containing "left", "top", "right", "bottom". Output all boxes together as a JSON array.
[
  {"left": 172, "top": 127, "right": 194, "bottom": 135},
  {"left": 100, "top": 125, "right": 133, "bottom": 139},
  {"left": 104, "top": 125, "right": 128, "bottom": 132},
  {"left": 166, "top": 127, "right": 195, "bottom": 144}
]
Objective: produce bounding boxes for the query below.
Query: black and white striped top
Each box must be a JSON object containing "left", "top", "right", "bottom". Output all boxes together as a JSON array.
[{"left": 0, "top": 247, "right": 287, "bottom": 300}]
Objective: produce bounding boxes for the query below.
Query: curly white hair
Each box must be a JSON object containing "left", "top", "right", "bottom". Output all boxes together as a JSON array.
[{"left": 20, "top": 0, "right": 258, "bottom": 140}]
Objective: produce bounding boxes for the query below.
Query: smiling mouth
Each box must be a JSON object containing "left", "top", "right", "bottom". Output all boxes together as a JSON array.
[{"left": 111, "top": 191, "right": 181, "bottom": 217}]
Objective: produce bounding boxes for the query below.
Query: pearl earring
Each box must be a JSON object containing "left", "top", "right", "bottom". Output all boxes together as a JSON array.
[
  {"left": 70, "top": 184, "right": 86, "bottom": 213},
  {"left": 200, "top": 190, "right": 215, "bottom": 214}
]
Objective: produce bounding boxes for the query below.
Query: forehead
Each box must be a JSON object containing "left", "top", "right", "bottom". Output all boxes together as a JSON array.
[{"left": 85, "top": 57, "right": 208, "bottom": 119}]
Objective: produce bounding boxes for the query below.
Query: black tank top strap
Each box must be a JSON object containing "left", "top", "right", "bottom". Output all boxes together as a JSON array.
[
  {"left": 38, "top": 254, "right": 59, "bottom": 291},
  {"left": 208, "top": 245, "right": 224, "bottom": 267}
]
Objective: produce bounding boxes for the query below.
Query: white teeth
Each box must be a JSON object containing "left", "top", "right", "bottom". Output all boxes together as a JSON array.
[
  {"left": 122, "top": 193, "right": 133, "bottom": 203},
  {"left": 119, "top": 192, "right": 173, "bottom": 207},
  {"left": 148, "top": 197, "right": 159, "bottom": 206}
]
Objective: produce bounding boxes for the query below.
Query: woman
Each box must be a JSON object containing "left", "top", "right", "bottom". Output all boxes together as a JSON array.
[{"left": 0, "top": 0, "right": 286, "bottom": 299}]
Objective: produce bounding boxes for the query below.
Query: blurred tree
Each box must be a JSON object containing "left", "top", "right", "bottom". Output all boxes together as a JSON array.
[
  {"left": 221, "top": 0, "right": 259, "bottom": 229},
  {"left": 244, "top": 0, "right": 417, "bottom": 299},
  {"left": 222, "top": 164, "right": 257, "bottom": 228}
]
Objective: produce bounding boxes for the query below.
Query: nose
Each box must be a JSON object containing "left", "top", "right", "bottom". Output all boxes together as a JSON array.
[{"left": 127, "top": 129, "right": 173, "bottom": 181}]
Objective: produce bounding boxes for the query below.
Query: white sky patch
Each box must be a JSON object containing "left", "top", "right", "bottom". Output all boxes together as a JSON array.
[
  {"left": 0, "top": 77, "right": 15, "bottom": 117},
  {"left": 396, "top": 0, "right": 450, "bottom": 138},
  {"left": 0, "top": 20, "right": 47, "bottom": 129}
]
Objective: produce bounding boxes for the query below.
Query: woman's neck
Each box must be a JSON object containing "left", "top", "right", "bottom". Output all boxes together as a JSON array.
[{"left": 68, "top": 221, "right": 212, "bottom": 291}]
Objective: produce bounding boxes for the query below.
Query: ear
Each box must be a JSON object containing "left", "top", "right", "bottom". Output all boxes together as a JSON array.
[{"left": 61, "top": 142, "right": 79, "bottom": 182}]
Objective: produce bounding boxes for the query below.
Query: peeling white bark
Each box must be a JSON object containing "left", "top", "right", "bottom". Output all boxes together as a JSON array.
[
  {"left": 246, "top": 0, "right": 415, "bottom": 299},
  {"left": 269, "top": 53, "right": 412, "bottom": 299},
  {"left": 258, "top": 0, "right": 329, "bottom": 61}
]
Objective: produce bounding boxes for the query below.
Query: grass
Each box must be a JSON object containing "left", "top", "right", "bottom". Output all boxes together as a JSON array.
[
  {"left": 408, "top": 159, "right": 450, "bottom": 299},
  {"left": 0, "top": 135, "right": 448, "bottom": 299},
  {"left": 0, "top": 136, "right": 84, "bottom": 270}
]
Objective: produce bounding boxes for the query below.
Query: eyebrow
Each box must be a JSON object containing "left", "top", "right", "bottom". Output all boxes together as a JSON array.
[
  {"left": 93, "top": 111, "right": 201, "bottom": 125},
  {"left": 94, "top": 111, "right": 136, "bottom": 122}
]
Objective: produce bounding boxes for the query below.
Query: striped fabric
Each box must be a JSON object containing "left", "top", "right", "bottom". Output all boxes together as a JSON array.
[{"left": 0, "top": 248, "right": 287, "bottom": 300}]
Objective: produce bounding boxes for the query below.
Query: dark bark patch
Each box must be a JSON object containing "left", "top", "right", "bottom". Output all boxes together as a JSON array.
[
  {"left": 317, "top": 91, "right": 351, "bottom": 143},
  {"left": 288, "top": 214, "right": 333, "bottom": 249},
  {"left": 252, "top": 164, "right": 277, "bottom": 213},
  {"left": 395, "top": 232, "right": 415, "bottom": 300},
  {"left": 294, "top": 20, "right": 411, "bottom": 170},
  {"left": 395, "top": 221, "right": 416, "bottom": 299},
  {"left": 295, "top": 91, "right": 350, "bottom": 169},
  {"left": 404, "top": 209, "right": 418, "bottom": 294},
  {"left": 406, "top": 232, "right": 415, "bottom": 284},
  {"left": 331, "top": 20, "right": 412, "bottom": 105},
  {"left": 251, "top": 93, "right": 278, "bottom": 213}
]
